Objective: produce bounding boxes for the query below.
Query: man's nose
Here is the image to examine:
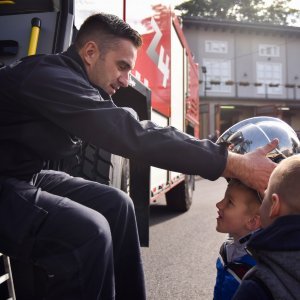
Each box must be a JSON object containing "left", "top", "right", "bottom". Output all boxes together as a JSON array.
[{"left": 119, "top": 72, "right": 130, "bottom": 87}]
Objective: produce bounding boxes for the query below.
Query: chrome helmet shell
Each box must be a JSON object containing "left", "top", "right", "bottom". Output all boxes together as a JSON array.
[{"left": 216, "top": 116, "right": 300, "bottom": 162}]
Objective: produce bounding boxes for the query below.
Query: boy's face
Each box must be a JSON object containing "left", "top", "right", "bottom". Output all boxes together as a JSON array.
[{"left": 216, "top": 183, "right": 259, "bottom": 240}]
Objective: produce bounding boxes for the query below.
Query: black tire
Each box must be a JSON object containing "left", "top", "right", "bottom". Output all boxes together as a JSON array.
[
  {"left": 165, "top": 175, "right": 195, "bottom": 212},
  {"left": 66, "top": 143, "right": 111, "bottom": 185},
  {"left": 65, "top": 142, "right": 130, "bottom": 193}
]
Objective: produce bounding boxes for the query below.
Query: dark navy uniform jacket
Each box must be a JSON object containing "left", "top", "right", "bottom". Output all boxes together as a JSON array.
[{"left": 0, "top": 46, "right": 227, "bottom": 182}]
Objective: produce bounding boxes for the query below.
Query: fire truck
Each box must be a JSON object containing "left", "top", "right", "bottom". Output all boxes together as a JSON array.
[{"left": 0, "top": 0, "right": 199, "bottom": 246}]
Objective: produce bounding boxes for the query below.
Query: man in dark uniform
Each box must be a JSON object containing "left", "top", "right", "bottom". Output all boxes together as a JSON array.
[{"left": 0, "top": 13, "right": 277, "bottom": 300}]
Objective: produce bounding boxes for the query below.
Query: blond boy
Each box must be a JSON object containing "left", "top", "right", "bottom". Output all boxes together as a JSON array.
[{"left": 214, "top": 179, "right": 262, "bottom": 300}]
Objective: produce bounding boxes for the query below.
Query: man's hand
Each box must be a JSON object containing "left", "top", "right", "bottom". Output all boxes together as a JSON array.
[{"left": 223, "top": 139, "right": 279, "bottom": 194}]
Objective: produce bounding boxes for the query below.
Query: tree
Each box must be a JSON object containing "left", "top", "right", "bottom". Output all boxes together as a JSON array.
[{"left": 175, "top": 0, "right": 300, "bottom": 25}]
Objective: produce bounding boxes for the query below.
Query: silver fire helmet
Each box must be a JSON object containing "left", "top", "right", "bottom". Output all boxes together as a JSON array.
[{"left": 216, "top": 116, "right": 300, "bottom": 162}]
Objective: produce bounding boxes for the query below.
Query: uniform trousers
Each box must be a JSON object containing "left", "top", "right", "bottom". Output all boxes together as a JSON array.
[{"left": 0, "top": 170, "right": 146, "bottom": 300}]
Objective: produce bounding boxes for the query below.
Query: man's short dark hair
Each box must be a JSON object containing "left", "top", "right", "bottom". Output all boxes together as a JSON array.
[{"left": 74, "top": 13, "right": 142, "bottom": 53}]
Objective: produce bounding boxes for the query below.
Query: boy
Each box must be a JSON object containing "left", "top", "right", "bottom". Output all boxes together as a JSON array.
[
  {"left": 214, "top": 179, "right": 262, "bottom": 300},
  {"left": 233, "top": 155, "right": 300, "bottom": 300}
]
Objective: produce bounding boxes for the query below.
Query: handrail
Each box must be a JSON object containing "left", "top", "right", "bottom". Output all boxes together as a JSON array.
[{"left": 28, "top": 17, "right": 41, "bottom": 56}]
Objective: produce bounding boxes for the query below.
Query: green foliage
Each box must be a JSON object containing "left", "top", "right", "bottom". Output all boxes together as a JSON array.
[{"left": 175, "top": 0, "right": 300, "bottom": 25}]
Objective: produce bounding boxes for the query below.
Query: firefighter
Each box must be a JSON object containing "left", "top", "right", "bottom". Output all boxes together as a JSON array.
[{"left": 0, "top": 13, "right": 277, "bottom": 300}]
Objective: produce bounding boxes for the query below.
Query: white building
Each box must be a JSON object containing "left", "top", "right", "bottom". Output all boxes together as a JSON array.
[{"left": 182, "top": 17, "right": 300, "bottom": 138}]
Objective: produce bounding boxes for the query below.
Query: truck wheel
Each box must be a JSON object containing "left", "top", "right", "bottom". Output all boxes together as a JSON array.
[
  {"left": 65, "top": 143, "right": 111, "bottom": 185},
  {"left": 165, "top": 175, "right": 194, "bottom": 212},
  {"left": 66, "top": 143, "right": 127, "bottom": 191}
]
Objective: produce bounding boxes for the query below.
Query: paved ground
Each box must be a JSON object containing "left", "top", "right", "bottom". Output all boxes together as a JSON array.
[{"left": 141, "top": 177, "right": 228, "bottom": 300}]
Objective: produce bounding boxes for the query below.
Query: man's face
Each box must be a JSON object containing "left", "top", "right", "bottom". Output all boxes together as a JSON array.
[{"left": 88, "top": 39, "right": 137, "bottom": 95}]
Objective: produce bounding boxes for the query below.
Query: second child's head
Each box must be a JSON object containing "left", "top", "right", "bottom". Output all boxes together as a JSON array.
[
  {"left": 260, "top": 154, "right": 300, "bottom": 228},
  {"left": 216, "top": 179, "right": 261, "bottom": 240}
]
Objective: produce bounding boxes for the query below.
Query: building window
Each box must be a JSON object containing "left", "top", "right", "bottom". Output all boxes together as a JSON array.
[
  {"left": 203, "top": 58, "right": 231, "bottom": 93},
  {"left": 205, "top": 40, "right": 228, "bottom": 54},
  {"left": 258, "top": 44, "right": 280, "bottom": 57},
  {"left": 256, "top": 62, "right": 282, "bottom": 95}
]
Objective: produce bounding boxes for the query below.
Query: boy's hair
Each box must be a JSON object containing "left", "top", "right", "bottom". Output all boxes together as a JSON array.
[
  {"left": 270, "top": 155, "right": 300, "bottom": 213},
  {"left": 228, "top": 179, "right": 262, "bottom": 213},
  {"left": 74, "top": 13, "right": 142, "bottom": 54}
]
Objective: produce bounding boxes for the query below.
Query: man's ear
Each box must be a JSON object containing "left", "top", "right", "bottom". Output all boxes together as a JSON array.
[
  {"left": 247, "top": 214, "right": 261, "bottom": 231},
  {"left": 269, "top": 193, "right": 281, "bottom": 219},
  {"left": 79, "top": 41, "right": 99, "bottom": 66}
]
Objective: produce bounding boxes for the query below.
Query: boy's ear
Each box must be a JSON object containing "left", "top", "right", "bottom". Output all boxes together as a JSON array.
[
  {"left": 247, "top": 214, "right": 261, "bottom": 231},
  {"left": 269, "top": 193, "right": 281, "bottom": 218}
]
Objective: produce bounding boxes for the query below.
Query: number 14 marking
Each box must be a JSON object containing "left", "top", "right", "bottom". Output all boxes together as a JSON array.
[{"left": 146, "top": 17, "right": 170, "bottom": 88}]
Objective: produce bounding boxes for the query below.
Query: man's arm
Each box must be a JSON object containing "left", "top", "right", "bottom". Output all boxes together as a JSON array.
[{"left": 223, "top": 139, "right": 278, "bottom": 193}]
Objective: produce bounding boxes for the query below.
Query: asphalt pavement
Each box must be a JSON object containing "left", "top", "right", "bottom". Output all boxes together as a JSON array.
[{"left": 141, "top": 177, "right": 228, "bottom": 300}]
